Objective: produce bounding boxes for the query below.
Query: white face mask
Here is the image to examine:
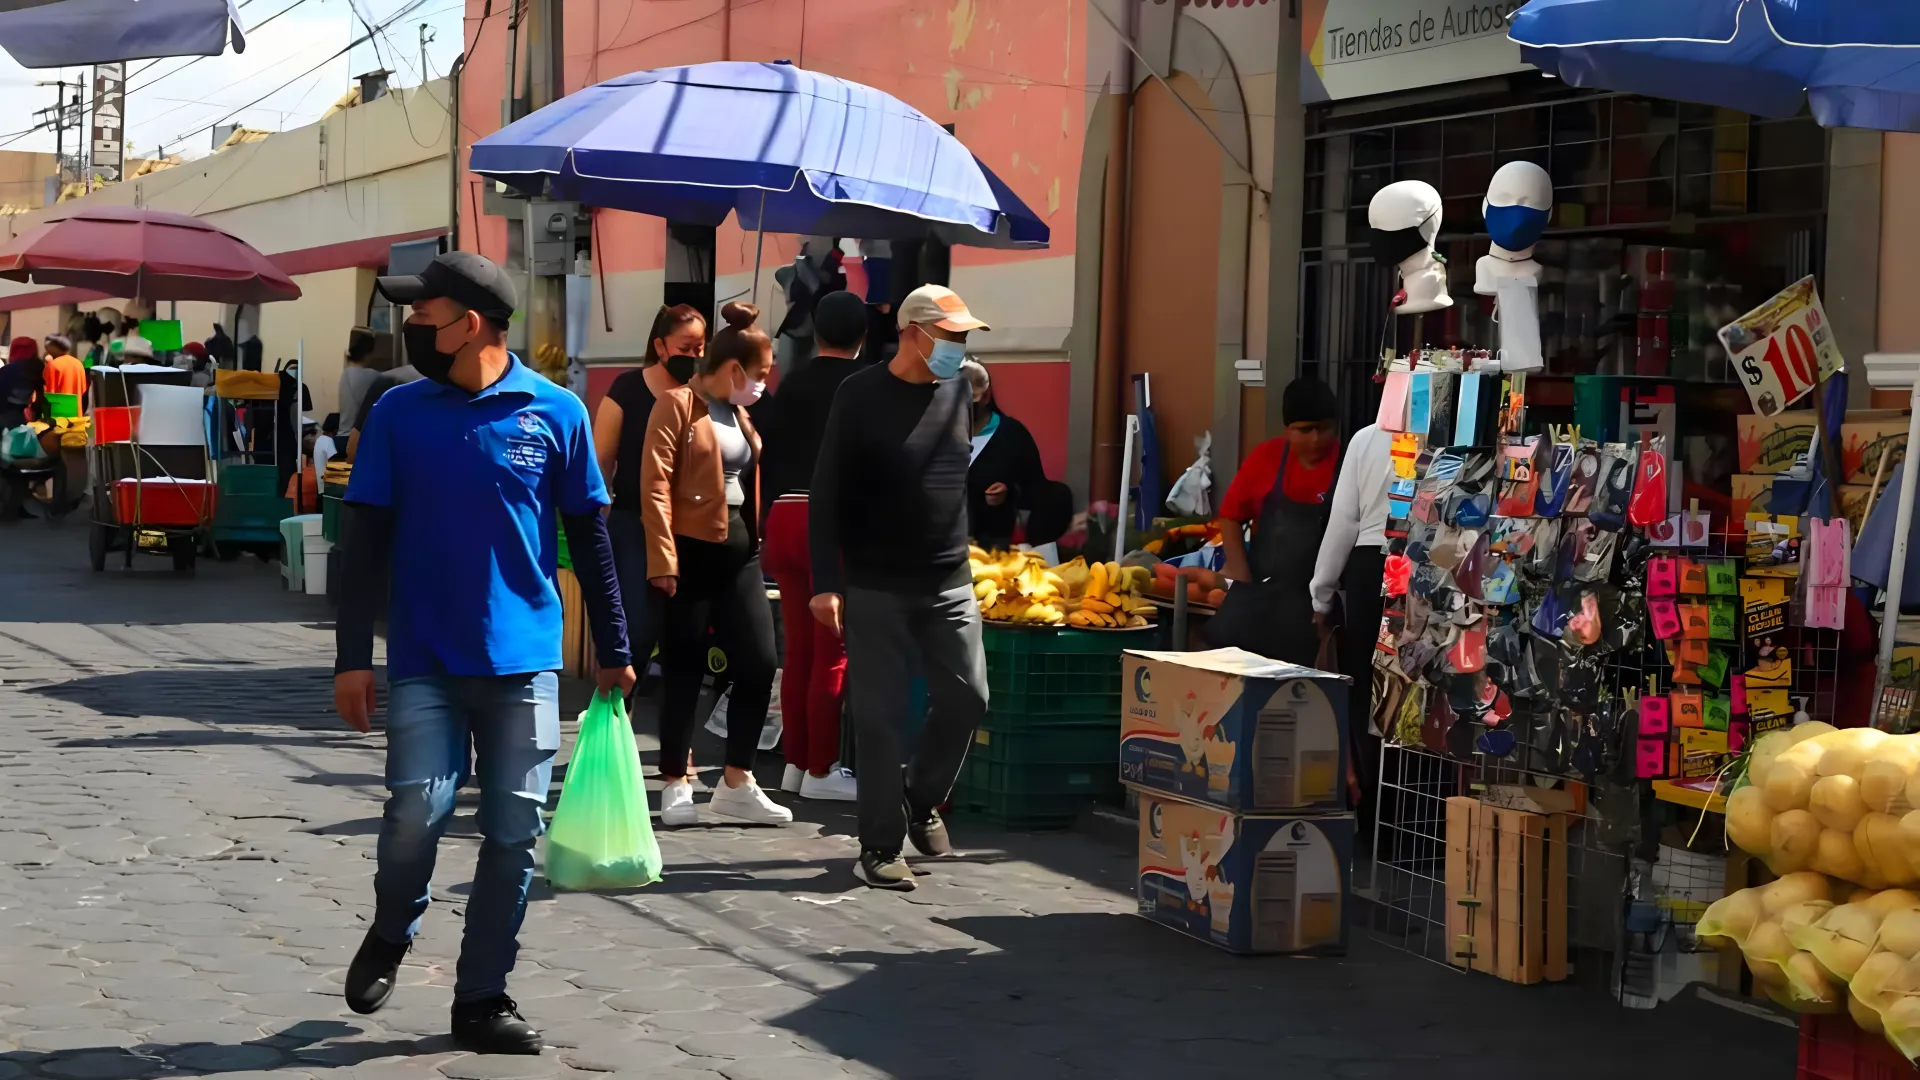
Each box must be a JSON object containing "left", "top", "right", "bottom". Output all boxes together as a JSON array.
[{"left": 728, "top": 378, "right": 766, "bottom": 407}]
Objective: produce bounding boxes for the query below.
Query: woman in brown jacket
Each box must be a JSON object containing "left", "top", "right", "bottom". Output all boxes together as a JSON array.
[{"left": 640, "top": 302, "right": 789, "bottom": 827}]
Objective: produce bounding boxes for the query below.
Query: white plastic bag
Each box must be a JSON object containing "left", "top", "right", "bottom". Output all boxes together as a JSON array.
[
  {"left": 705, "top": 674, "right": 785, "bottom": 752},
  {"left": 1166, "top": 432, "right": 1213, "bottom": 518}
]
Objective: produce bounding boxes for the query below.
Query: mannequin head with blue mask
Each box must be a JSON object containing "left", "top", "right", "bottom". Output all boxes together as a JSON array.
[
  {"left": 1474, "top": 160, "right": 1553, "bottom": 297},
  {"left": 894, "top": 283, "right": 990, "bottom": 383}
]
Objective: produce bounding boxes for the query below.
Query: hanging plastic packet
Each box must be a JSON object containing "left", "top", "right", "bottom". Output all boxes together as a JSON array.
[
  {"left": 1627, "top": 435, "right": 1671, "bottom": 529},
  {"left": 1496, "top": 436, "right": 1541, "bottom": 518},
  {"left": 1564, "top": 441, "right": 1601, "bottom": 516},
  {"left": 1534, "top": 426, "right": 1577, "bottom": 518},
  {"left": 1589, "top": 442, "right": 1637, "bottom": 531}
]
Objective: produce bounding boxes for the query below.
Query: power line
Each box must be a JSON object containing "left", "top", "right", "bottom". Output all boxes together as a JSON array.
[{"left": 159, "top": 0, "right": 434, "bottom": 156}]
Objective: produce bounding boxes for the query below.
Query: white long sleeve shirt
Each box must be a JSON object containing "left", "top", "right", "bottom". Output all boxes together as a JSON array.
[{"left": 1310, "top": 424, "right": 1393, "bottom": 615}]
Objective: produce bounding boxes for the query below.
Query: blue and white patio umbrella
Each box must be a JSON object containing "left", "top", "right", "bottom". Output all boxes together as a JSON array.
[{"left": 1509, "top": 0, "right": 1920, "bottom": 132}]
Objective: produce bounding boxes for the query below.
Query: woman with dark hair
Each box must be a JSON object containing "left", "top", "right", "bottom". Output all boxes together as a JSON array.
[
  {"left": 957, "top": 359, "right": 1068, "bottom": 551},
  {"left": 639, "top": 302, "right": 788, "bottom": 827},
  {"left": 594, "top": 304, "right": 706, "bottom": 708}
]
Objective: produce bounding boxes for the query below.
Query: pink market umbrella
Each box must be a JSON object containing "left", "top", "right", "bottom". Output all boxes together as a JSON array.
[{"left": 0, "top": 205, "right": 299, "bottom": 303}]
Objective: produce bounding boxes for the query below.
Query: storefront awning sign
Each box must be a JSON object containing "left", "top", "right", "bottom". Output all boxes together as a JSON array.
[{"left": 1718, "top": 276, "right": 1845, "bottom": 419}]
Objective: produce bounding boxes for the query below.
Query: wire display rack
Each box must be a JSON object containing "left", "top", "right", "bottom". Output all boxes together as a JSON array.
[{"left": 1360, "top": 740, "right": 1630, "bottom": 977}]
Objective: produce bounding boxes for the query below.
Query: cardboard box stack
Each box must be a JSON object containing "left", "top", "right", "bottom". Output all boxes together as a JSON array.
[{"left": 1119, "top": 648, "right": 1353, "bottom": 955}]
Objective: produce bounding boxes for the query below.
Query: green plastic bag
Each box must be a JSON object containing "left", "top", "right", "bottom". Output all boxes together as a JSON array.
[{"left": 544, "top": 692, "right": 661, "bottom": 891}]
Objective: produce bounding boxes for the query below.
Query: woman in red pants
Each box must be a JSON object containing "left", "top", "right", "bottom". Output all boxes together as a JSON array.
[{"left": 759, "top": 290, "right": 874, "bottom": 800}]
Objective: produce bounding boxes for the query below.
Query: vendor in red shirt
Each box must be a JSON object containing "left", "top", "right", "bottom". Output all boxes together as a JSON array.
[{"left": 1207, "top": 377, "right": 1341, "bottom": 666}]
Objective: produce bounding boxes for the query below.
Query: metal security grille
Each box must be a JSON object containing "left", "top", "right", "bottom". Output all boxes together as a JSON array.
[{"left": 1299, "top": 74, "right": 1828, "bottom": 435}]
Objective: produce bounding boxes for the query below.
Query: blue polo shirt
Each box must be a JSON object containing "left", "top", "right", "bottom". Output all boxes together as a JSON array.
[{"left": 346, "top": 355, "right": 607, "bottom": 680}]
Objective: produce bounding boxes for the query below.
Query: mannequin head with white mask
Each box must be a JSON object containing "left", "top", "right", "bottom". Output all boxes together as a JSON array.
[
  {"left": 1367, "top": 180, "right": 1452, "bottom": 314},
  {"left": 1474, "top": 161, "right": 1553, "bottom": 296}
]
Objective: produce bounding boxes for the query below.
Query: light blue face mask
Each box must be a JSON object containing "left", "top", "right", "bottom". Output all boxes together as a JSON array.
[
  {"left": 920, "top": 327, "right": 967, "bottom": 379},
  {"left": 1484, "top": 202, "right": 1550, "bottom": 252}
]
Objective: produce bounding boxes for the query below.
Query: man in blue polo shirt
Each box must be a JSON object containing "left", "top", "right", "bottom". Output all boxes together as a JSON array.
[{"left": 333, "top": 251, "right": 633, "bottom": 1054}]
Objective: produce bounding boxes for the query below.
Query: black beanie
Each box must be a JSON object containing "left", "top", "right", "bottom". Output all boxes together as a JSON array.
[
  {"left": 813, "top": 290, "right": 868, "bottom": 350},
  {"left": 1282, "top": 377, "right": 1338, "bottom": 425}
]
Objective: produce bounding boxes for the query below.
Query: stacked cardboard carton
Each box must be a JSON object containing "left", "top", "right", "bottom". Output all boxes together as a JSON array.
[{"left": 1119, "top": 648, "right": 1353, "bottom": 955}]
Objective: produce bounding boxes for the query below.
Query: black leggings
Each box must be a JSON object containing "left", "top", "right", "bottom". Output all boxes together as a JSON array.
[{"left": 657, "top": 508, "right": 777, "bottom": 777}]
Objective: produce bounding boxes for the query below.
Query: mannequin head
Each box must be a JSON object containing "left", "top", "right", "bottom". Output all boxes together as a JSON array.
[
  {"left": 1481, "top": 161, "right": 1552, "bottom": 255},
  {"left": 1367, "top": 180, "right": 1451, "bottom": 314},
  {"left": 1474, "top": 161, "right": 1553, "bottom": 297}
]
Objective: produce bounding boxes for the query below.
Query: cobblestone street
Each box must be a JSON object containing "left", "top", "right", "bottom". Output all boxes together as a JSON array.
[{"left": 0, "top": 524, "right": 1797, "bottom": 1079}]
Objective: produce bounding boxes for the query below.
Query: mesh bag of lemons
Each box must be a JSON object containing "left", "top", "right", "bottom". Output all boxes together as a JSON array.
[{"left": 1700, "top": 723, "right": 1920, "bottom": 1058}]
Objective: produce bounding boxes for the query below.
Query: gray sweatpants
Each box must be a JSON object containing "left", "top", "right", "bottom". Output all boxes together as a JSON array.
[{"left": 843, "top": 582, "right": 988, "bottom": 855}]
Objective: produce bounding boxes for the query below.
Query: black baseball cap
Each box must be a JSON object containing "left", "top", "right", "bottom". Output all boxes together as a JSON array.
[{"left": 376, "top": 251, "right": 517, "bottom": 321}]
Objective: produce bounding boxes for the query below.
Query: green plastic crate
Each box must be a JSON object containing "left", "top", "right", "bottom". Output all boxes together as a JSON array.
[
  {"left": 218, "top": 463, "right": 282, "bottom": 496},
  {"left": 217, "top": 492, "right": 294, "bottom": 534},
  {"left": 971, "top": 722, "right": 1118, "bottom": 765},
  {"left": 952, "top": 755, "right": 1122, "bottom": 829},
  {"left": 982, "top": 625, "right": 1145, "bottom": 723},
  {"left": 321, "top": 490, "right": 344, "bottom": 544}
]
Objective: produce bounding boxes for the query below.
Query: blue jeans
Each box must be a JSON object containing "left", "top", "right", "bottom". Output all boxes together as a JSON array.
[{"left": 373, "top": 671, "right": 560, "bottom": 1002}]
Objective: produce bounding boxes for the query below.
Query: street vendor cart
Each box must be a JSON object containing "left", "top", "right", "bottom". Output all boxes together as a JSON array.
[{"left": 86, "top": 379, "right": 214, "bottom": 573}]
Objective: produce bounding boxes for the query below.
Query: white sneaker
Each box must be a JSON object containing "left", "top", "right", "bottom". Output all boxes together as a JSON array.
[
  {"left": 707, "top": 776, "right": 793, "bottom": 825},
  {"left": 799, "top": 766, "right": 858, "bottom": 802},
  {"left": 660, "top": 779, "right": 698, "bottom": 826},
  {"left": 780, "top": 764, "right": 805, "bottom": 793}
]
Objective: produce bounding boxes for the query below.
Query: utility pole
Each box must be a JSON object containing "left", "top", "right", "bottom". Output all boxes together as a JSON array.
[
  {"left": 519, "top": 0, "right": 566, "bottom": 375},
  {"left": 418, "top": 22, "right": 435, "bottom": 86},
  {"left": 32, "top": 80, "right": 68, "bottom": 182}
]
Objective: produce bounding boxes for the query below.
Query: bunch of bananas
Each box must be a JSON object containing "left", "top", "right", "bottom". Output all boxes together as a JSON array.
[
  {"left": 970, "top": 547, "right": 1068, "bottom": 624},
  {"left": 1067, "top": 561, "right": 1155, "bottom": 629}
]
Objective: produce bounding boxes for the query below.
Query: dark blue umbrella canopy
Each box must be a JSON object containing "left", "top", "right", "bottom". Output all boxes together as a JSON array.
[{"left": 1511, "top": 0, "right": 1920, "bottom": 131}]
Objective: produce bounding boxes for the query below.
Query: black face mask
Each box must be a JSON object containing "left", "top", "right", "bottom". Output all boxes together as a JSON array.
[
  {"left": 404, "top": 318, "right": 464, "bottom": 386},
  {"left": 663, "top": 354, "right": 698, "bottom": 385},
  {"left": 1367, "top": 207, "right": 1439, "bottom": 267}
]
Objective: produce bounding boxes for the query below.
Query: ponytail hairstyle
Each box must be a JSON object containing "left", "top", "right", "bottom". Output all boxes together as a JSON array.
[
  {"left": 642, "top": 303, "right": 707, "bottom": 367},
  {"left": 702, "top": 301, "right": 772, "bottom": 376}
]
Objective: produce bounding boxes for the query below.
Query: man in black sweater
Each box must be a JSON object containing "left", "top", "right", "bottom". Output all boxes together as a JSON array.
[{"left": 810, "top": 284, "right": 989, "bottom": 889}]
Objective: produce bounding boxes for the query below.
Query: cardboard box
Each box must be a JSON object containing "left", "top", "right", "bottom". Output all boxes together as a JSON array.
[
  {"left": 1843, "top": 414, "right": 1909, "bottom": 484},
  {"left": 1730, "top": 474, "right": 1776, "bottom": 523},
  {"left": 1120, "top": 648, "right": 1349, "bottom": 814},
  {"left": 1134, "top": 789, "right": 1352, "bottom": 956},
  {"left": 1738, "top": 411, "right": 1817, "bottom": 475}
]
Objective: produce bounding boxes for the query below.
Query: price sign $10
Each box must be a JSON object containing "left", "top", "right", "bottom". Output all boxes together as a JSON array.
[{"left": 1719, "top": 276, "right": 1843, "bottom": 418}]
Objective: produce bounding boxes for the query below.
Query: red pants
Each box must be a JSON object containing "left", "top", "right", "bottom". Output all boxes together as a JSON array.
[{"left": 762, "top": 496, "right": 847, "bottom": 775}]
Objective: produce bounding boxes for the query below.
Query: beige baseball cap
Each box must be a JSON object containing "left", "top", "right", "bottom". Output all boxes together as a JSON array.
[{"left": 896, "top": 284, "right": 990, "bottom": 333}]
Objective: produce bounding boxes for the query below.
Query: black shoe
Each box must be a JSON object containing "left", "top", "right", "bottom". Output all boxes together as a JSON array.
[
  {"left": 853, "top": 849, "right": 916, "bottom": 891},
  {"left": 906, "top": 803, "right": 953, "bottom": 858},
  {"left": 451, "top": 994, "right": 543, "bottom": 1054},
  {"left": 344, "top": 928, "right": 409, "bottom": 1015}
]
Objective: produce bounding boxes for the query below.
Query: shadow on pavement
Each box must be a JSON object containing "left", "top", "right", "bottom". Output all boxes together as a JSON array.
[
  {"left": 32, "top": 665, "right": 345, "bottom": 729},
  {"left": 0, "top": 1020, "right": 445, "bottom": 1080},
  {"left": 763, "top": 912, "right": 1798, "bottom": 1080}
]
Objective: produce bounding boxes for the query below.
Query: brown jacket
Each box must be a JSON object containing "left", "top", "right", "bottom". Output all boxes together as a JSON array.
[{"left": 639, "top": 384, "right": 761, "bottom": 579}]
